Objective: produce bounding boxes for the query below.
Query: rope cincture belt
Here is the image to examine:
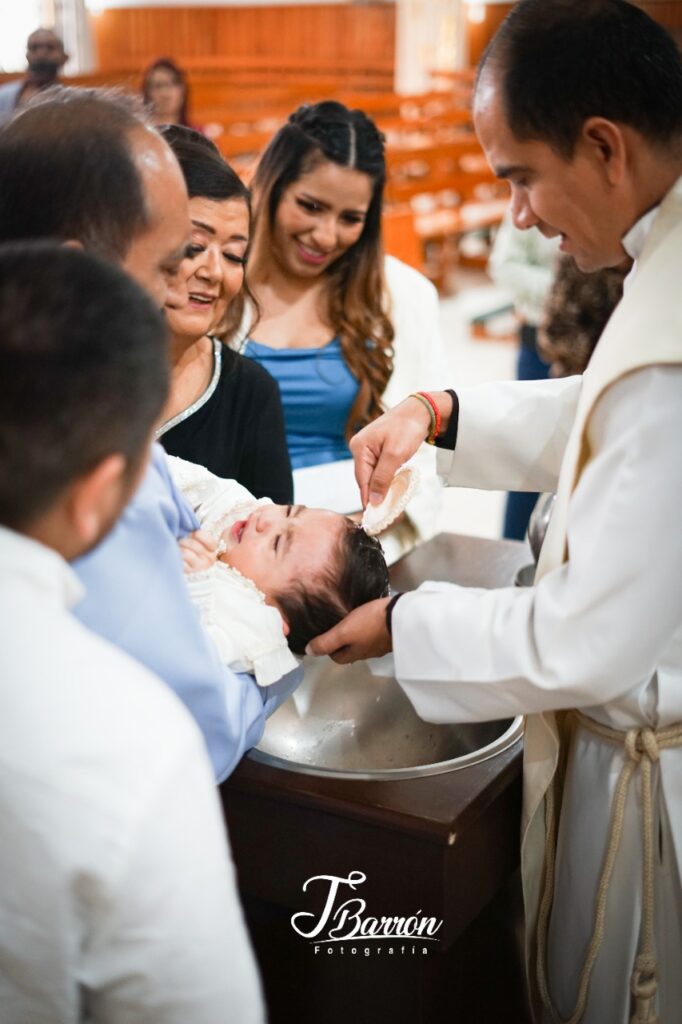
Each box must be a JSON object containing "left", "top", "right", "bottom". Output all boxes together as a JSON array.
[{"left": 536, "top": 710, "right": 682, "bottom": 1024}]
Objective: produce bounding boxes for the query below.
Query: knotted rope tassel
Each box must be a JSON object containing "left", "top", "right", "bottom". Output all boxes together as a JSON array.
[{"left": 535, "top": 713, "right": 682, "bottom": 1024}]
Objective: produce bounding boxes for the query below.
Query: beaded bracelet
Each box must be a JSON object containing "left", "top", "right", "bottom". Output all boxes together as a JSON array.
[
  {"left": 410, "top": 391, "right": 442, "bottom": 444},
  {"left": 409, "top": 392, "right": 436, "bottom": 442},
  {"left": 418, "top": 391, "right": 442, "bottom": 443}
]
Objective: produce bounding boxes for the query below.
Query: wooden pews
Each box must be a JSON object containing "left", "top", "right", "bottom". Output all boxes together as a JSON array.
[{"left": 0, "top": 63, "right": 505, "bottom": 292}]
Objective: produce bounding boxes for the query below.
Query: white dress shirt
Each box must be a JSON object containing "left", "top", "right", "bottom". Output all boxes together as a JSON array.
[
  {"left": 395, "top": 367, "right": 682, "bottom": 725},
  {"left": 0, "top": 527, "right": 264, "bottom": 1024}
]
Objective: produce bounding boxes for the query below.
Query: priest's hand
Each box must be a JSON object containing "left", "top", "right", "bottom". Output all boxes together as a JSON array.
[
  {"left": 306, "top": 597, "right": 393, "bottom": 664},
  {"left": 351, "top": 391, "right": 453, "bottom": 508}
]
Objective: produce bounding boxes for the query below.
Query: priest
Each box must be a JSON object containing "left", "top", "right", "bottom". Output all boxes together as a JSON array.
[{"left": 309, "top": 2, "right": 682, "bottom": 1021}]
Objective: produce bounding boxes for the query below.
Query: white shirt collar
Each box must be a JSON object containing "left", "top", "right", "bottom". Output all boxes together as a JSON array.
[
  {"left": 622, "top": 205, "right": 660, "bottom": 263},
  {"left": 0, "top": 525, "right": 84, "bottom": 608}
]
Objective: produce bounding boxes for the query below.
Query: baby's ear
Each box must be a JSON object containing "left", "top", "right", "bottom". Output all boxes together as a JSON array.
[
  {"left": 267, "top": 595, "right": 290, "bottom": 637},
  {"left": 279, "top": 612, "right": 290, "bottom": 637}
]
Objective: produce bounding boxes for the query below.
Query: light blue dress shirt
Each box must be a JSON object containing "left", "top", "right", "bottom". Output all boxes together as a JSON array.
[{"left": 73, "top": 444, "right": 301, "bottom": 782}]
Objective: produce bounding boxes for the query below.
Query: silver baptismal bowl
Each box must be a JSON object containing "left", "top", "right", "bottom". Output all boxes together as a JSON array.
[{"left": 251, "top": 656, "right": 523, "bottom": 781}]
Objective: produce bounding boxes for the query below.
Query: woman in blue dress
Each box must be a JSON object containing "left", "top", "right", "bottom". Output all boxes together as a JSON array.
[{"left": 235, "top": 101, "right": 447, "bottom": 563}]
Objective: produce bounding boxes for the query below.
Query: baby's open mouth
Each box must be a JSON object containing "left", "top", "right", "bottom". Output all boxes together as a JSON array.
[{"left": 230, "top": 519, "right": 248, "bottom": 544}]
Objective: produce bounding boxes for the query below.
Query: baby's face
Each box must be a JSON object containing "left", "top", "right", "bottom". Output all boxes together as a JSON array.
[{"left": 219, "top": 504, "right": 347, "bottom": 603}]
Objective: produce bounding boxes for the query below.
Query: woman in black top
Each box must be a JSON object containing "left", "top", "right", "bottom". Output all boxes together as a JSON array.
[{"left": 157, "top": 126, "right": 293, "bottom": 504}]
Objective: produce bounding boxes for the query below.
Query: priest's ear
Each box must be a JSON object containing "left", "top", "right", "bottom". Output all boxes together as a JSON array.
[
  {"left": 580, "top": 117, "right": 628, "bottom": 187},
  {"left": 66, "top": 453, "right": 132, "bottom": 553}
]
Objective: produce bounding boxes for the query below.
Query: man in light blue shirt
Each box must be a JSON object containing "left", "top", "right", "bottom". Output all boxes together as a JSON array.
[
  {"left": 0, "top": 90, "right": 300, "bottom": 781},
  {"left": 75, "top": 446, "right": 299, "bottom": 780}
]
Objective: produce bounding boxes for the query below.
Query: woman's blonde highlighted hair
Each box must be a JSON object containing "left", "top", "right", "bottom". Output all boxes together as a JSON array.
[{"left": 249, "top": 101, "right": 394, "bottom": 437}]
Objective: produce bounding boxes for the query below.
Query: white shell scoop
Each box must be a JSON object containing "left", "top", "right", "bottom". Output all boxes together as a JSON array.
[{"left": 361, "top": 466, "right": 419, "bottom": 536}]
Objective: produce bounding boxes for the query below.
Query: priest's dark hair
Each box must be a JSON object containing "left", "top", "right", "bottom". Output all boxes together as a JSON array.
[
  {"left": 276, "top": 522, "right": 390, "bottom": 655},
  {"left": 478, "top": 0, "right": 682, "bottom": 158},
  {"left": 0, "top": 88, "right": 150, "bottom": 260},
  {"left": 0, "top": 244, "right": 168, "bottom": 530}
]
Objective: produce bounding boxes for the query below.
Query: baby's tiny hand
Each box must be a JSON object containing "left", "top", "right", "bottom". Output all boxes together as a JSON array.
[{"left": 179, "top": 530, "right": 218, "bottom": 574}]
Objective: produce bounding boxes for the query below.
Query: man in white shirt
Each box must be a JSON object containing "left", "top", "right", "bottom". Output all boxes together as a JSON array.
[
  {"left": 0, "top": 245, "right": 263, "bottom": 1022},
  {"left": 310, "top": 2, "right": 682, "bottom": 1022}
]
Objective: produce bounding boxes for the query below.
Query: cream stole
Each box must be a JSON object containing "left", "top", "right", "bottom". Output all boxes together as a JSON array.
[{"left": 520, "top": 174, "right": 682, "bottom": 1015}]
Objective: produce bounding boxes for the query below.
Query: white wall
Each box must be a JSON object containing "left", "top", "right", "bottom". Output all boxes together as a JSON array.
[
  {"left": 0, "top": 1, "right": 47, "bottom": 72},
  {"left": 395, "top": 0, "right": 466, "bottom": 94}
]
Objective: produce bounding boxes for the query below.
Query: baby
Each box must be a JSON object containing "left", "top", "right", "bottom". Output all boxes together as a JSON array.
[{"left": 168, "top": 456, "right": 389, "bottom": 685}]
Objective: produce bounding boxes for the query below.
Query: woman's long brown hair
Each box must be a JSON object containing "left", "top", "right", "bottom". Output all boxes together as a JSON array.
[{"left": 248, "top": 101, "right": 394, "bottom": 438}]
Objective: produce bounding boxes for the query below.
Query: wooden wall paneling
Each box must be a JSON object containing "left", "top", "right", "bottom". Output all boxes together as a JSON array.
[
  {"left": 92, "top": 4, "right": 395, "bottom": 79},
  {"left": 90, "top": 1, "right": 680, "bottom": 77},
  {"left": 638, "top": 1, "right": 682, "bottom": 47},
  {"left": 466, "top": 3, "right": 513, "bottom": 68},
  {"left": 638, "top": 2, "right": 682, "bottom": 31}
]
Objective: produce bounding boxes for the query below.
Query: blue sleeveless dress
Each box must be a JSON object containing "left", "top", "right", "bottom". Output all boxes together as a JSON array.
[{"left": 242, "top": 338, "right": 359, "bottom": 470}]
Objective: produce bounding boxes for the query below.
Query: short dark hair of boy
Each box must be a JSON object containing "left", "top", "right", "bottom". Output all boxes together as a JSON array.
[
  {"left": 276, "top": 522, "right": 390, "bottom": 655},
  {"left": 0, "top": 243, "right": 169, "bottom": 530},
  {"left": 480, "top": 0, "right": 682, "bottom": 158},
  {"left": 0, "top": 88, "right": 149, "bottom": 260}
]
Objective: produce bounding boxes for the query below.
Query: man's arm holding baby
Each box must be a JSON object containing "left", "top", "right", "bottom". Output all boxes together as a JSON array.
[
  {"left": 75, "top": 446, "right": 301, "bottom": 784},
  {"left": 352, "top": 379, "right": 580, "bottom": 510}
]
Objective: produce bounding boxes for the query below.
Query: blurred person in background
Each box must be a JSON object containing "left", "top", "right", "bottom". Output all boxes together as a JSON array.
[
  {"left": 0, "top": 28, "right": 67, "bottom": 121},
  {"left": 157, "top": 125, "right": 293, "bottom": 504},
  {"left": 237, "top": 100, "right": 447, "bottom": 565},
  {"left": 487, "top": 209, "right": 560, "bottom": 539},
  {"left": 142, "top": 57, "right": 193, "bottom": 129},
  {"left": 538, "top": 255, "right": 629, "bottom": 378}
]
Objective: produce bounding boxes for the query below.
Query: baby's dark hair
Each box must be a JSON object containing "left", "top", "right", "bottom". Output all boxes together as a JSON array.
[{"left": 276, "top": 521, "right": 389, "bottom": 655}]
